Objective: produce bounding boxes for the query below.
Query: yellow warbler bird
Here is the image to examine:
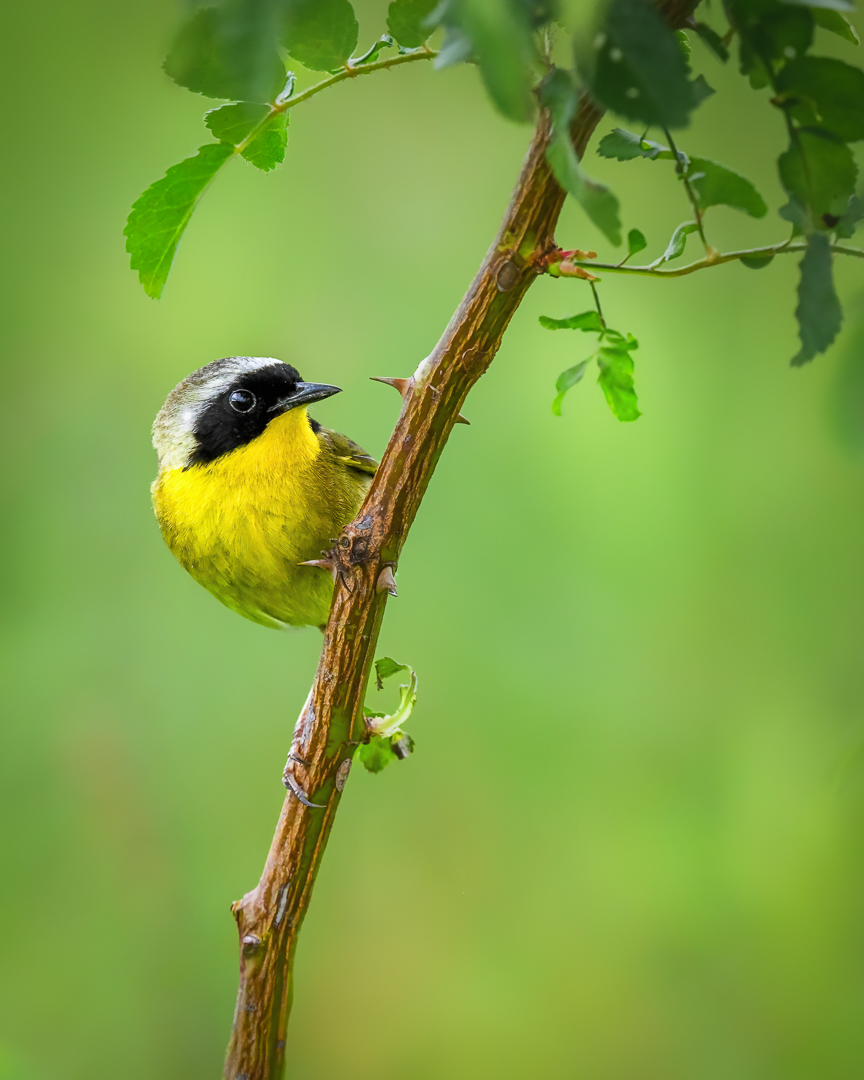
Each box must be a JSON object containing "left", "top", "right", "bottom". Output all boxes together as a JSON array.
[{"left": 151, "top": 356, "right": 376, "bottom": 629}]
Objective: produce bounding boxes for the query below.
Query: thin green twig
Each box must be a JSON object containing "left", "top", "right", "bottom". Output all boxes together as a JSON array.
[
  {"left": 663, "top": 125, "right": 710, "bottom": 254},
  {"left": 236, "top": 47, "right": 437, "bottom": 156},
  {"left": 561, "top": 240, "right": 863, "bottom": 279}
]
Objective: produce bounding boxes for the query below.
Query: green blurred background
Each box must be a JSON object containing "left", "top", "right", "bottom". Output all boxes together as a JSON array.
[{"left": 3, "top": 1, "right": 864, "bottom": 1077}]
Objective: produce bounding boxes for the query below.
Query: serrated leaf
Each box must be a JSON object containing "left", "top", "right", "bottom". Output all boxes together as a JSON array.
[
  {"left": 650, "top": 221, "right": 699, "bottom": 266},
  {"left": 241, "top": 112, "right": 288, "bottom": 170},
  {"left": 675, "top": 29, "right": 691, "bottom": 59},
  {"left": 387, "top": 0, "right": 438, "bottom": 46},
  {"left": 204, "top": 101, "right": 288, "bottom": 170},
  {"left": 125, "top": 143, "right": 234, "bottom": 299},
  {"left": 627, "top": 228, "right": 647, "bottom": 255},
  {"left": 460, "top": 0, "right": 537, "bottom": 122},
  {"left": 835, "top": 194, "right": 864, "bottom": 238},
  {"left": 694, "top": 22, "right": 730, "bottom": 61},
  {"left": 777, "top": 57, "right": 864, "bottom": 142},
  {"left": 205, "top": 101, "right": 270, "bottom": 144},
  {"left": 778, "top": 127, "right": 857, "bottom": 230},
  {"left": 541, "top": 70, "right": 621, "bottom": 245},
  {"left": 596, "top": 127, "right": 672, "bottom": 160},
  {"left": 597, "top": 347, "right": 640, "bottom": 421},
  {"left": 552, "top": 360, "right": 591, "bottom": 415},
  {"left": 687, "top": 157, "right": 768, "bottom": 217},
  {"left": 583, "top": 0, "right": 709, "bottom": 129},
  {"left": 539, "top": 310, "right": 604, "bottom": 331},
  {"left": 164, "top": 4, "right": 285, "bottom": 102},
  {"left": 792, "top": 231, "right": 843, "bottom": 365},
  {"left": 282, "top": 0, "right": 359, "bottom": 71},
  {"left": 812, "top": 7, "right": 860, "bottom": 43}
]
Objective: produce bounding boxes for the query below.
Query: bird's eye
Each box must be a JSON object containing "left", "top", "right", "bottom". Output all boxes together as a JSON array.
[{"left": 229, "top": 389, "right": 257, "bottom": 413}]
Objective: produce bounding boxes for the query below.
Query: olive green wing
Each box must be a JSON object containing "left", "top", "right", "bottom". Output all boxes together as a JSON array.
[{"left": 320, "top": 427, "right": 378, "bottom": 476}]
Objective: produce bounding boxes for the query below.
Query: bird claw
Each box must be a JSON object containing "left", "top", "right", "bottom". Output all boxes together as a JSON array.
[{"left": 282, "top": 766, "right": 326, "bottom": 809}]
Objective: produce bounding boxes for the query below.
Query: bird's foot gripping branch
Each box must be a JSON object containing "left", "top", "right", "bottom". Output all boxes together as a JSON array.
[{"left": 128, "top": 0, "right": 864, "bottom": 1077}]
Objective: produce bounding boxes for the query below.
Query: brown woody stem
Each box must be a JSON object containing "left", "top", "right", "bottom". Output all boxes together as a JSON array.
[{"left": 222, "top": 93, "right": 605, "bottom": 1080}]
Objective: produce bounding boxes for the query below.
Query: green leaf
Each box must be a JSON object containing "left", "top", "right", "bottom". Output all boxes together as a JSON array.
[
  {"left": 777, "top": 57, "right": 864, "bottom": 142},
  {"left": 778, "top": 127, "right": 857, "bottom": 230},
  {"left": 552, "top": 360, "right": 591, "bottom": 415},
  {"left": 375, "top": 656, "right": 404, "bottom": 685},
  {"left": 734, "top": 5, "right": 813, "bottom": 88},
  {"left": 164, "top": 4, "right": 285, "bottom": 102},
  {"left": 358, "top": 730, "right": 416, "bottom": 773},
  {"left": 694, "top": 22, "right": 730, "bottom": 61},
  {"left": 125, "top": 143, "right": 234, "bottom": 299},
  {"left": 675, "top": 29, "right": 691, "bottom": 60},
  {"left": 835, "top": 194, "right": 864, "bottom": 238},
  {"left": 596, "top": 127, "right": 672, "bottom": 160},
  {"left": 205, "top": 101, "right": 270, "bottom": 143},
  {"left": 812, "top": 7, "right": 860, "bottom": 43},
  {"left": 792, "top": 231, "right": 843, "bottom": 365},
  {"left": 541, "top": 70, "right": 621, "bottom": 245},
  {"left": 204, "top": 100, "right": 289, "bottom": 169},
  {"left": 434, "top": 21, "right": 473, "bottom": 67},
  {"left": 597, "top": 347, "right": 640, "bottom": 421},
  {"left": 459, "top": 0, "right": 538, "bottom": 122},
  {"left": 359, "top": 735, "right": 397, "bottom": 773},
  {"left": 602, "top": 328, "right": 638, "bottom": 349},
  {"left": 242, "top": 112, "right": 288, "bottom": 170},
  {"left": 282, "top": 0, "right": 359, "bottom": 71},
  {"left": 387, "top": 0, "right": 438, "bottom": 47},
  {"left": 367, "top": 657, "right": 418, "bottom": 737},
  {"left": 740, "top": 253, "right": 775, "bottom": 269},
  {"left": 627, "top": 228, "right": 647, "bottom": 255},
  {"left": 539, "top": 310, "right": 604, "bottom": 331},
  {"left": 650, "top": 221, "right": 700, "bottom": 266},
  {"left": 583, "top": 0, "right": 710, "bottom": 129},
  {"left": 784, "top": 0, "right": 854, "bottom": 11},
  {"left": 687, "top": 157, "right": 768, "bottom": 217}
]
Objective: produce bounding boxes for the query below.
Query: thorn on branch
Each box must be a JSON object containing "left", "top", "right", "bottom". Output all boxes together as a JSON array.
[
  {"left": 454, "top": 413, "right": 470, "bottom": 426},
  {"left": 371, "top": 376, "right": 414, "bottom": 399},
  {"left": 377, "top": 565, "right": 398, "bottom": 596}
]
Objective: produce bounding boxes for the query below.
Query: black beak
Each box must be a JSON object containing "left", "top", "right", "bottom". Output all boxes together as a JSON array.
[{"left": 269, "top": 381, "right": 342, "bottom": 413}]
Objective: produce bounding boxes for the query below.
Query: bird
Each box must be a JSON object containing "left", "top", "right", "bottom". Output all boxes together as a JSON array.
[{"left": 151, "top": 356, "right": 377, "bottom": 630}]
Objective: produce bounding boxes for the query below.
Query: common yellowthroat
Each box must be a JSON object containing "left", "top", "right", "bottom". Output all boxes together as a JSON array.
[{"left": 152, "top": 356, "right": 376, "bottom": 629}]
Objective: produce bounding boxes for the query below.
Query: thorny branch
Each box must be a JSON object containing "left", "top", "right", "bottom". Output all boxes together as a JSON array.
[{"left": 221, "top": 4, "right": 717, "bottom": 1077}]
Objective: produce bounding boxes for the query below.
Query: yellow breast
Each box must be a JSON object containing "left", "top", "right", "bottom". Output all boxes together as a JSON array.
[{"left": 152, "top": 409, "right": 352, "bottom": 628}]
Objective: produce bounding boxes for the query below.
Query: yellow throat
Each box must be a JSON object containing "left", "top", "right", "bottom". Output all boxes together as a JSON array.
[{"left": 153, "top": 407, "right": 350, "bottom": 629}]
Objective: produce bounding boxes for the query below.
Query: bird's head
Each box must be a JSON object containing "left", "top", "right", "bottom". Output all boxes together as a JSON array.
[{"left": 152, "top": 356, "right": 341, "bottom": 471}]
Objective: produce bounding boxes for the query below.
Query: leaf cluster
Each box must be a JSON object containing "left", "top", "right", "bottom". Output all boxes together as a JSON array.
[
  {"left": 724, "top": 0, "right": 864, "bottom": 362},
  {"left": 125, "top": 0, "right": 442, "bottom": 298},
  {"left": 540, "top": 308, "right": 640, "bottom": 421},
  {"left": 359, "top": 657, "right": 418, "bottom": 774}
]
